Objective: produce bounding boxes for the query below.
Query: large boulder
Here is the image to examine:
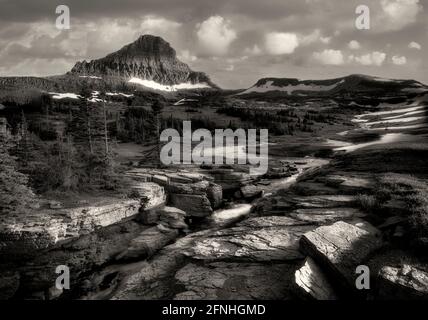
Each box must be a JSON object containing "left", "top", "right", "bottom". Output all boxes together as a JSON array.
[
  {"left": 377, "top": 264, "right": 428, "bottom": 300},
  {"left": 169, "top": 194, "right": 213, "bottom": 217},
  {"left": 166, "top": 181, "right": 209, "bottom": 195},
  {"left": 240, "top": 185, "right": 264, "bottom": 200},
  {"left": 295, "top": 257, "right": 338, "bottom": 300},
  {"left": 300, "top": 221, "right": 383, "bottom": 291}
]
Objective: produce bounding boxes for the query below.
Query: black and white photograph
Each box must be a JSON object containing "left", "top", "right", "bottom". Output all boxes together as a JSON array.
[{"left": 0, "top": 0, "right": 428, "bottom": 306}]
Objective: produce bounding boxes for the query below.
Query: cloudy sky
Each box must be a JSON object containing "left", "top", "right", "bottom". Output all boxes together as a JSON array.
[{"left": 0, "top": 0, "right": 427, "bottom": 88}]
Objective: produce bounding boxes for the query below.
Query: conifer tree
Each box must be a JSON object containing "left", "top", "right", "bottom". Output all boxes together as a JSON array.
[{"left": 0, "top": 120, "right": 38, "bottom": 214}]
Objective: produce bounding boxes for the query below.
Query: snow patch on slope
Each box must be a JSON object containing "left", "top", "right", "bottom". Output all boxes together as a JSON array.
[
  {"left": 129, "top": 77, "right": 210, "bottom": 92},
  {"left": 239, "top": 80, "right": 344, "bottom": 95},
  {"left": 50, "top": 92, "right": 81, "bottom": 100}
]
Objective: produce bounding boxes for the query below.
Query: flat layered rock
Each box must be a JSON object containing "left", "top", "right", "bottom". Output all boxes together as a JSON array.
[
  {"left": 295, "top": 257, "right": 338, "bottom": 300},
  {"left": 287, "top": 195, "right": 356, "bottom": 209},
  {"left": 300, "top": 221, "right": 382, "bottom": 290},
  {"left": 378, "top": 264, "right": 428, "bottom": 300},
  {"left": 166, "top": 181, "right": 210, "bottom": 195},
  {"left": 174, "top": 262, "right": 296, "bottom": 300},
  {"left": 291, "top": 182, "right": 338, "bottom": 196},
  {"left": 0, "top": 199, "right": 142, "bottom": 255},
  {"left": 111, "top": 230, "right": 212, "bottom": 299},
  {"left": 135, "top": 182, "right": 166, "bottom": 210},
  {"left": 169, "top": 194, "right": 213, "bottom": 217},
  {"left": 290, "top": 208, "right": 366, "bottom": 224},
  {"left": 186, "top": 216, "right": 314, "bottom": 262},
  {"left": 318, "top": 174, "right": 374, "bottom": 193}
]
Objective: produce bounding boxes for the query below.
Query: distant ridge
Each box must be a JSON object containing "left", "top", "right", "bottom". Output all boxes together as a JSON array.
[{"left": 238, "top": 74, "right": 427, "bottom": 97}]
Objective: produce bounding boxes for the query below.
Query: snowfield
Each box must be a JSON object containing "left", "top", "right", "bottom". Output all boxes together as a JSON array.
[
  {"left": 106, "top": 92, "right": 134, "bottom": 98},
  {"left": 365, "top": 116, "right": 426, "bottom": 126},
  {"left": 239, "top": 80, "right": 344, "bottom": 95},
  {"left": 128, "top": 77, "right": 210, "bottom": 91},
  {"left": 79, "top": 76, "right": 102, "bottom": 80},
  {"left": 50, "top": 92, "right": 81, "bottom": 100}
]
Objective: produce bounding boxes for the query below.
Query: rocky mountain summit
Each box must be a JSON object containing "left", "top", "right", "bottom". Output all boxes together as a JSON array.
[{"left": 69, "top": 35, "right": 214, "bottom": 86}]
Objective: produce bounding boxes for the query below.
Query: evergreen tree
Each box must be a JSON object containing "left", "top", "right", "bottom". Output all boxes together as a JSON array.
[
  {"left": 151, "top": 100, "right": 165, "bottom": 166},
  {"left": 0, "top": 122, "right": 38, "bottom": 214}
]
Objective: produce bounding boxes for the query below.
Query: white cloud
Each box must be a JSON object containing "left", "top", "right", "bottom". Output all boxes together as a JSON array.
[
  {"left": 320, "top": 36, "right": 332, "bottom": 44},
  {"left": 178, "top": 50, "right": 197, "bottom": 62},
  {"left": 348, "top": 40, "right": 361, "bottom": 50},
  {"left": 392, "top": 55, "right": 407, "bottom": 65},
  {"left": 352, "top": 51, "right": 386, "bottom": 66},
  {"left": 312, "top": 49, "right": 344, "bottom": 65},
  {"left": 380, "top": 0, "right": 422, "bottom": 31},
  {"left": 300, "top": 29, "right": 331, "bottom": 45},
  {"left": 196, "top": 15, "right": 237, "bottom": 56},
  {"left": 244, "top": 44, "right": 262, "bottom": 56},
  {"left": 265, "top": 32, "right": 299, "bottom": 55},
  {"left": 408, "top": 41, "right": 421, "bottom": 50},
  {"left": 140, "top": 16, "right": 182, "bottom": 34}
]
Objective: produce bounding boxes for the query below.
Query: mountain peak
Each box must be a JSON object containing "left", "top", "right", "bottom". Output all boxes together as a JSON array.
[{"left": 69, "top": 34, "right": 214, "bottom": 87}]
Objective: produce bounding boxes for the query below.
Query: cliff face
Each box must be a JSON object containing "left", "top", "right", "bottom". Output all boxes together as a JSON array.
[{"left": 70, "top": 35, "right": 213, "bottom": 86}]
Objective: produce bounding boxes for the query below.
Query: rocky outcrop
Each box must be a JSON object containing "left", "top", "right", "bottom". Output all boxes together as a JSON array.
[
  {"left": 111, "top": 230, "right": 212, "bottom": 299},
  {"left": 70, "top": 35, "right": 213, "bottom": 87},
  {"left": 240, "top": 185, "right": 264, "bottom": 200},
  {"left": 207, "top": 168, "right": 253, "bottom": 193},
  {"left": 185, "top": 216, "right": 314, "bottom": 262},
  {"left": 169, "top": 194, "right": 213, "bottom": 217},
  {"left": 132, "top": 182, "right": 166, "bottom": 210},
  {"left": 295, "top": 257, "right": 338, "bottom": 300},
  {"left": 174, "top": 262, "right": 296, "bottom": 300},
  {"left": 0, "top": 183, "right": 165, "bottom": 256},
  {"left": 290, "top": 208, "right": 366, "bottom": 225},
  {"left": 300, "top": 221, "right": 383, "bottom": 291},
  {"left": 377, "top": 264, "right": 428, "bottom": 300},
  {"left": 17, "top": 221, "right": 147, "bottom": 298},
  {"left": 316, "top": 173, "right": 374, "bottom": 194},
  {"left": 286, "top": 195, "right": 356, "bottom": 209}
]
